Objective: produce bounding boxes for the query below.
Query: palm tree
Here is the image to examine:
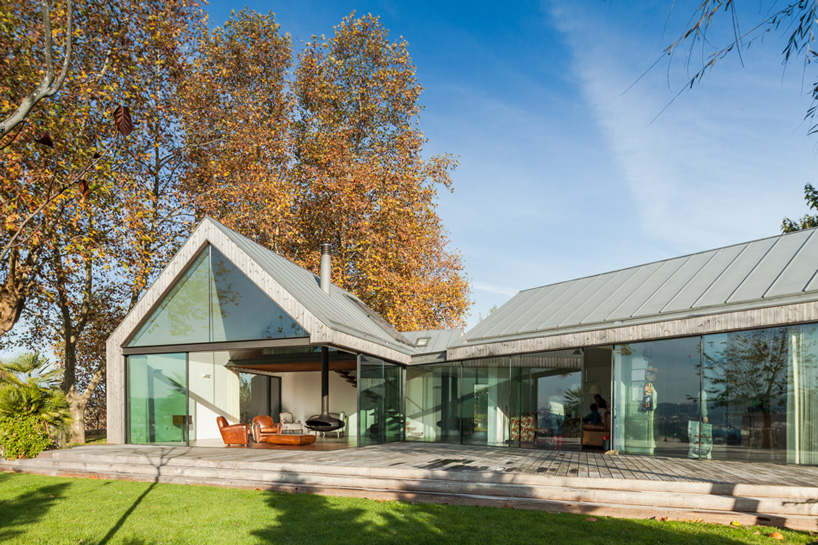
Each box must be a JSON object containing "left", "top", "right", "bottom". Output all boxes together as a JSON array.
[{"left": 0, "top": 352, "right": 71, "bottom": 437}]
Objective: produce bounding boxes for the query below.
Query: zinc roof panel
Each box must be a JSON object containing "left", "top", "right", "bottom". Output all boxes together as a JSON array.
[
  {"left": 558, "top": 269, "right": 636, "bottom": 327},
  {"left": 728, "top": 229, "right": 814, "bottom": 304},
  {"left": 403, "top": 328, "right": 464, "bottom": 353},
  {"left": 605, "top": 258, "right": 688, "bottom": 320},
  {"left": 486, "top": 284, "right": 566, "bottom": 338},
  {"left": 581, "top": 261, "right": 664, "bottom": 323},
  {"left": 633, "top": 252, "right": 718, "bottom": 316},
  {"left": 519, "top": 276, "right": 603, "bottom": 332},
  {"left": 765, "top": 230, "right": 818, "bottom": 297},
  {"left": 662, "top": 244, "right": 745, "bottom": 313},
  {"left": 694, "top": 237, "right": 776, "bottom": 307},
  {"left": 464, "top": 290, "right": 533, "bottom": 340}
]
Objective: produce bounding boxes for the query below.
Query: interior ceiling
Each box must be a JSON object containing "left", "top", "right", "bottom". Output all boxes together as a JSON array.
[{"left": 227, "top": 347, "right": 357, "bottom": 373}]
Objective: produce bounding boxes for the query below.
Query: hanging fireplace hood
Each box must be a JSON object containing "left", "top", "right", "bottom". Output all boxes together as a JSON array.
[{"left": 305, "top": 346, "right": 345, "bottom": 432}]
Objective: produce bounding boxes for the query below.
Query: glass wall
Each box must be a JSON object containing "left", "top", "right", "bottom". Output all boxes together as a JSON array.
[
  {"left": 405, "top": 364, "right": 460, "bottom": 443},
  {"left": 188, "top": 351, "right": 241, "bottom": 442},
  {"left": 513, "top": 362, "right": 582, "bottom": 449},
  {"left": 127, "top": 353, "right": 188, "bottom": 444},
  {"left": 358, "top": 355, "right": 404, "bottom": 446},
  {"left": 788, "top": 323, "right": 818, "bottom": 464},
  {"left": 613, "top": 338, "right": 702, "bottom": 456},
  {"left": 405, "top": 350, "right": 583, "bottom": 449},
  {"left": 239, "top": 373, "right": 281, "bottom": 425},
  {"left": 611, "top": 324, "right": 818, "bottom": 464},
  {"left": 461, "top": 359, "right": 512, "bottom": 446},
  {"left": 128, "top": 350, "right": 281, "bottom": 445},
  {"left": 703, "top": 326, "right": 817, "bottom": 463}
]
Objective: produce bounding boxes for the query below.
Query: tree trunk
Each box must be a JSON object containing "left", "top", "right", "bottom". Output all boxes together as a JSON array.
[
  {"left": 0, "top": 248, "right": 35, "bottom": 337},
  {"left": 66, "top": 369, "right": 104, "bottom": 444},
  {"left": 67, "top": 388, "right": 88, "bottom": 444}
]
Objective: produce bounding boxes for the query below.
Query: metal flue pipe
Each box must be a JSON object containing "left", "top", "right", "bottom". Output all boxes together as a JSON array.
[{"left": 320, "top": 243, "right": 331, "bottom": 294}]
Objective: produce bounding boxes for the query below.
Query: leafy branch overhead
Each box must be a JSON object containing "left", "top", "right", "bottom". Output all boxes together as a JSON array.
[
  {"left": 0, "top": 0, "right": 73, "bottom": 139},
  {"left": 663, "top": 1, "right": 818, "bottom": 132}
]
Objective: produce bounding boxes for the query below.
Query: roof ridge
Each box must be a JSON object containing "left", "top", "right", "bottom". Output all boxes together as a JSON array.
[{"left": 515, "top": 227, "right": 818, "bottom": 295}]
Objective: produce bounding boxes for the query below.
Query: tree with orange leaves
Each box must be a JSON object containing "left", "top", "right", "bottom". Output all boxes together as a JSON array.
[
  {"left": 1, "top": 0, "right": 207, "bottom": 443},
  {"left": 188, "top": 12, "right": 470, "bottom": 331},
  {"left": 181, "top": 10, "right": 296, "bottom": 254}
]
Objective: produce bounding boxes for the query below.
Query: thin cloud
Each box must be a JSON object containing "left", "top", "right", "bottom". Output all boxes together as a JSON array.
[
  {"left": 549, "top": 2, "right": 814, "bottom": 252},
  {"left": 473, "top": 281, "right": 520, "bottom": 297}
]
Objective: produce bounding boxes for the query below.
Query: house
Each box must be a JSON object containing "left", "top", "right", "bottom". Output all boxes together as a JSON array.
[{"left": 107, "top": 217, "right": 818, "bottom": 464}]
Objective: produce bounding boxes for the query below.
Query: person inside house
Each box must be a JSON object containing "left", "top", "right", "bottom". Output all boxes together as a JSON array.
[
  {"left": 548, "top": 388, "right": 565, "bottom": 448},
  {"left": 583, "top": 403, "right": 602, "bottom": 425},
  {"left": 593, "top": 394, "right": 609, "bottom": 416}
]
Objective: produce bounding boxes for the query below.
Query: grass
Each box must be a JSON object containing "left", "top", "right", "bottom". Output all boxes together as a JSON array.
[{"left": 0, "top": 472, "right": 815, "bottom": 545}]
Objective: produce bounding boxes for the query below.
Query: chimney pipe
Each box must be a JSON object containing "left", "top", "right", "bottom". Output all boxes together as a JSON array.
[{"left": 320, "top": 243, "right": 331, "bottom": 294}]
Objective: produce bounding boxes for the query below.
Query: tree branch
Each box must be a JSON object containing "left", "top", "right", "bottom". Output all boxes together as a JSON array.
[{"left": 0, "top": 0, "right": 74, "bottom": 138}]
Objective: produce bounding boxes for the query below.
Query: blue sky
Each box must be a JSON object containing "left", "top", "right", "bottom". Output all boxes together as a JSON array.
[{"left": 206, "top": 1, "right": 818, "bottom": 328}]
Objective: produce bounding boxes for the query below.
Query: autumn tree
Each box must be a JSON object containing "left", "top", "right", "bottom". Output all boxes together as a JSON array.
[
  {"left": 110, "top": 0, "right": 206, "bottom": 309},
  {"left": 1, "top": 0, "right": 72, "bottom": 139},
  {"left": 185, "top": 11, "right": 470, "bottom": 330},
  {"left": 3, "top": 0, "right": 206, "bottom": 442},
  {"left": 181, "top": 10, "right": 295, "bottom": 253},
  {"left": 291, "top": 14, "right": 469, "bottom": 331},
  {"left": 0, "top": 0, "right": 123, "bottom": 338}
]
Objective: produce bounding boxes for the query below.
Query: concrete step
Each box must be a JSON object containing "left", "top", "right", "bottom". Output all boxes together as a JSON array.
[{"left": 4, "top": 452, "right": 817, "bottom": 530}]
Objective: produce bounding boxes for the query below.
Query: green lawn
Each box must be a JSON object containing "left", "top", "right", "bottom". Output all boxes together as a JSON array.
[{"left": 0, "top": 472, "right": 813, "bottom": 545}]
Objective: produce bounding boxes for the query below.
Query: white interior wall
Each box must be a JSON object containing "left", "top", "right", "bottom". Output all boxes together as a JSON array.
[
  {"left": 270, "top": 370, "right": 357, "bottom": 423},
  {"left": 189, "top": 351, "right": 240, "bottom": 441}
]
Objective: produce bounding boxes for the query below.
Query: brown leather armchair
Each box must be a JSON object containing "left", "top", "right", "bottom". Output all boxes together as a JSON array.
[
  {"left": 252, "top": 415, "right": 282, "bottom": 443},
  {"left": 216, "top": 416, "right": 250, "bottom": 446},
  {"left": 582, "top": 411, "right": 610, "bottom": 449}
]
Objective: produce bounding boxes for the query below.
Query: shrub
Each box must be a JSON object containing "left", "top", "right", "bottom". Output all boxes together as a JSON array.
[
  {"left": 0, "top": 414, "right": 53, "bottom": 459},
  {"left": 0, "top": 352, "right": 71, "bottom": 459}
]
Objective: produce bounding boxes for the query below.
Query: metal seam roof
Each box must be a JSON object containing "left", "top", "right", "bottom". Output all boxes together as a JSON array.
[{"left": 459, "top": 227, "right": 818, "bottom": 346}]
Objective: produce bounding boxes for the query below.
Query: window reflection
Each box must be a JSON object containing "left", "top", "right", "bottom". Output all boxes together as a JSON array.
[
  {"left": 704, "top": 328, "right": 789, "bottom": 462},
  {"left": 128, "top": 245, "right": 308, "bottom": 347},
  {"left": 613, "top": 338, "right": 701, "bottom": 457}
]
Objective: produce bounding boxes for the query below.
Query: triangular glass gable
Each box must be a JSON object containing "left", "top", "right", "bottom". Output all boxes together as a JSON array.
[
  {"left": 128, "top": 245, "right": 307, "bottom": 347},
  {"left": 128, "top": 249, "right": 211, "bottom": 346},
  {"left": 208, "top": 246, "right": 308, "bottom": 341}
]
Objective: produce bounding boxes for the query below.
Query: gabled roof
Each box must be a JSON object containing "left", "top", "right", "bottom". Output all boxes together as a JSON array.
[
  {"left": 457, "top": 227, "right": 818, "bottom": 348},
  {"left": 209, "top": 220, "right": 416, "bottom": 356},
  {"left": 111, "top": 217, "right": 418, "bottom": 363}
]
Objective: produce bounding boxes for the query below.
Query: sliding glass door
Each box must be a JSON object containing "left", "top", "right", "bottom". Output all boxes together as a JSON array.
[
  {"left": 127, "top": 353, "right": 188, "bottom": 444},
  {"left": 358, "top": 355, "right": 404, "bottom": 446}
]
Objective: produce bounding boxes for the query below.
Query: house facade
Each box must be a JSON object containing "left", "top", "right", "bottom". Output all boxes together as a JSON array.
[{"left": 107, "top": 217, "right": 818, "bottom": 464}]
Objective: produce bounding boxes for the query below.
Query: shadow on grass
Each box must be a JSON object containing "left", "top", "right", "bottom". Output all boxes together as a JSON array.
[
  {"left": 93, "top": 447, "right": 180, "bottom": 545},
  {"left": 0, "top": 473, "right": 70, "bottom": 543},
  {"left": 96, "top": 482, "right": 158, "bottom": 545},
  {"left": 248, "top": 476, "right": 803, "bottom": 545}
]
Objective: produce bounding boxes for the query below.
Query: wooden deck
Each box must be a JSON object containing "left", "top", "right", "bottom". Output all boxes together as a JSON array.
[
  {"left": 118, "top": 441, "right": 818, "bottom": 487},
  {"left": 5, "top": 442, "right": 818, "bottom": 529}
]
